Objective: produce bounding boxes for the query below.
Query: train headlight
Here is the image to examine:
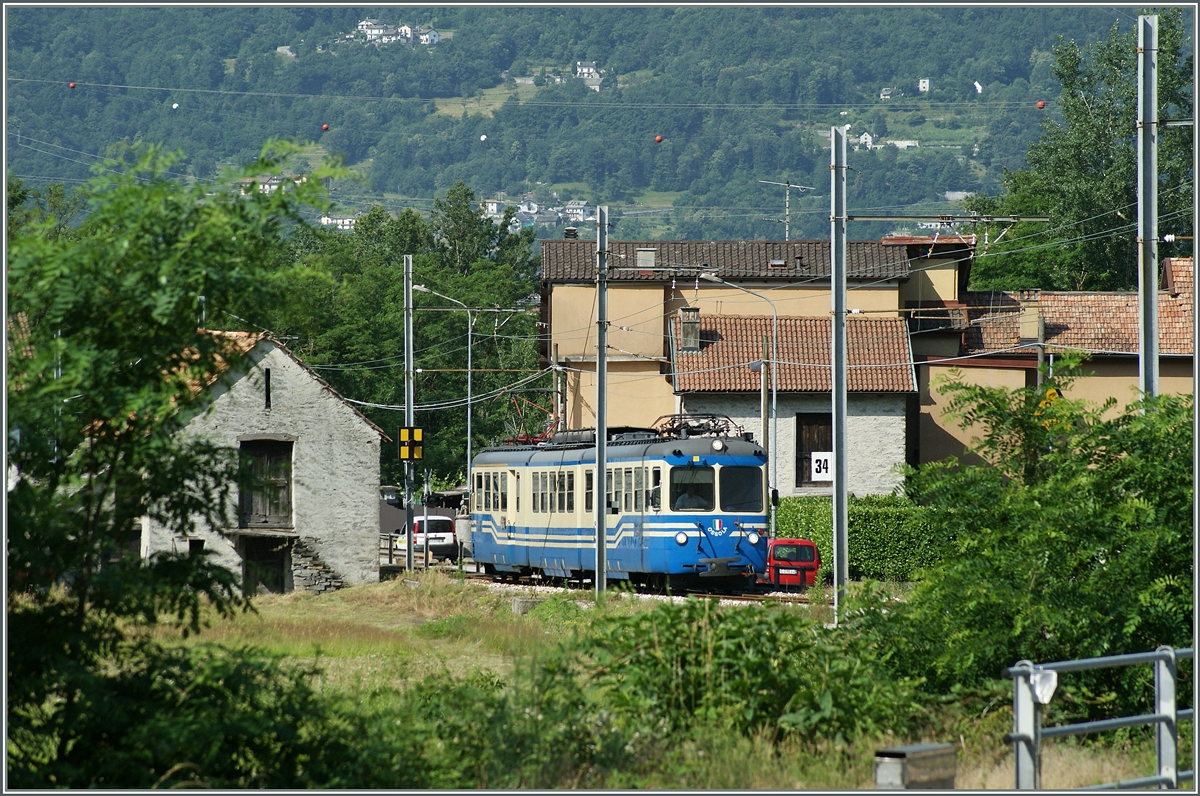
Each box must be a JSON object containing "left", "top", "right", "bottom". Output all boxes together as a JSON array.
[
  {"left": 711, "top": 439, "right": 724, "bottom": 451},
  {"left": 674, "top": 531, "right": 689, "bottom": 546},
  {"left": 747, "top": 532, "right": 761, "bottom": 545}
]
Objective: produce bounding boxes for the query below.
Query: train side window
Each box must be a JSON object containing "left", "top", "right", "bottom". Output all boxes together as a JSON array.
[
  {"left": 566, "top": 472, "right": 575, "bottom": 512},
  {"left": 609, "top": 468, "right": 621, "bottom": 514},
  {"left": 549, "top": 472, "right": 557, "bottom": 514},
  {"left": 585, "top": 470, "right": 594, "bottom": 513},
  {"left": 531, "top": 472, "right": 538, "bottom": 513},
  {"left": 650, "top": 467, "right": 662, "bottom": 510},
  {"left": 492, "top": 473, "right": 500, "bottom": 512},
  {"left": 553, "top": 472, "right": 561, "bottom": 513},
  {"left": 541, "top": 472, "right": 549, "bottom": 514},
  {"left": 500, "top": 472, "right": 508, "bottom": 511},
  {"left": 515, "top": 473, "right": 520, "bottom": 512},
  {"left": 475, "top": 473, "right": 483, "bottom": 511},
  {"left": 484, "top": 473, "right": 491, "bottom": 511},
  {"left": 634, "top": 468, "right": 645, "bottom": 512}
]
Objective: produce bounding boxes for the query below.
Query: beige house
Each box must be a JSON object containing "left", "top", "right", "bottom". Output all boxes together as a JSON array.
[
  {"left": 538, "top": 237, "right": 967, "bottom": 494},
  {"left": 917, "top": 256, "right": 1194, "bottom": 463},
  {"left": 539, "top": 238, "right": 1192, "bottom": 475}
]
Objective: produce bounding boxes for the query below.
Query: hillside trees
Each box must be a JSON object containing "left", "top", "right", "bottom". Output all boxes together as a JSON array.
[
  {"left": 7, "top": 6, "right": 1149, "bottom": 232},
  {"left": 967, "top": 9, "right": 1194, "bottom": 290},
  {"left": 6, "top": 143, "right": 344, "bottom": 786}
]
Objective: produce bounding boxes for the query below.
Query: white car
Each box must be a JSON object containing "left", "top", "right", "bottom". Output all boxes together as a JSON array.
[{"left": 394, "top": 515, "right": 461, "bottom": 562}]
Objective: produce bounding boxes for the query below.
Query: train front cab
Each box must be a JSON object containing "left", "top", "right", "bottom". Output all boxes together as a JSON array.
[{"left": 654, "top": 450, "right": 769, "bottom": 590}]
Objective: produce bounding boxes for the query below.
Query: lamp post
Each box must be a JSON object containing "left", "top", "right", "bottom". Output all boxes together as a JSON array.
[
  {"left": 413, "top": 285, "right": 474, "bottom": 496},
  {"left": 698, "top": 272, "right": 778, "bottom": 538}
]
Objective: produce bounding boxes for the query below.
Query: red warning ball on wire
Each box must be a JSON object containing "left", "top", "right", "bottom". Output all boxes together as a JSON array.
[
  {"left": 322, "top": 123, "right": 329, "bottom": 131},
  {"left": 69, "top": 82, "right": 76, "bottom": 89},
  {"left": 655, "top": 135, "right": 663, "bottom": 143},
  {"left": 1037, "top": 101, "right": 1045, "bottom": 109}
]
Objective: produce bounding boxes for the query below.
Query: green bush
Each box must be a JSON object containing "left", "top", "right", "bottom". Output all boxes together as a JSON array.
[
  {"left": 571, "top": 598, "right": 926, "bottom": 742},
  {"left": 775, "top": 495, "right": 947, "bottom": 582}
]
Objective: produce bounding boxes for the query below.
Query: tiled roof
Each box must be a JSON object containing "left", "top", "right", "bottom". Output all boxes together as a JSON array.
[
  {"left": 673, "top": 314, "right": 915, "bottom": 393},
  {"left": 963, "top": 258, "right": 1193, "bottom": 356},
  {"left": 541, "top": 240, "right": 911, "bottom": 283}
]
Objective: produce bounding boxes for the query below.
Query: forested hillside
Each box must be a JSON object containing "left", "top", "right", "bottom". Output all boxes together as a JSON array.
[{"left": 6, "top": 6, "right": 1160, "bottom": 240}]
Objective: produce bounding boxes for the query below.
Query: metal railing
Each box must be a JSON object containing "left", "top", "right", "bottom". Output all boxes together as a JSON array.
[{"left": 1002, "top": 646, "right": 1194, "bottom": 789}]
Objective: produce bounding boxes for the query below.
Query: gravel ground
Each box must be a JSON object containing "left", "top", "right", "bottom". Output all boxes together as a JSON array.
[{"left": 477, "top": 578, "right": 806, "bottom": 608}]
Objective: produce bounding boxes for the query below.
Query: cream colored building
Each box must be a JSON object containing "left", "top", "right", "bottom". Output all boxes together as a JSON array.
[
  {"left": 540, "top": 238, "right": 1193, "bottom": 473},
  {"left": 917, "top": 257, "right": 1195, "bottom": 463}
]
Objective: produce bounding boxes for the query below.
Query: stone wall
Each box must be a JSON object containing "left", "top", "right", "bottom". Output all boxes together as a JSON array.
[{"left": 292, "top": 538, "right": 345, "bottom": 594}]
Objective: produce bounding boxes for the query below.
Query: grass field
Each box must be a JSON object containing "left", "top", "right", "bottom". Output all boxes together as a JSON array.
[
  {"left": 153, "top": 572, "right": 1172, "bottom": 789},
  {"left": 434, "top": 82, "right": 539, "bottom": 118}
]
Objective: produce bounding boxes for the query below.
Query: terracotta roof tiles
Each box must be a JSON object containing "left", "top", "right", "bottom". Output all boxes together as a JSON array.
[
  {"left": 964, "top": 258, "right": 1194, "bottom": 356},
  {"left": 673, "top": 314, "right": 915, "bottom": 393}
]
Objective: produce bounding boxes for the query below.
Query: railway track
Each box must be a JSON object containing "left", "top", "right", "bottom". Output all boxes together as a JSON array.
[{"left": 390, "top": 564, "right": 815, "bottom": 605}]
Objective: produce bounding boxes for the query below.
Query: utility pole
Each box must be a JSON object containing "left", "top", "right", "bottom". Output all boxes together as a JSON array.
[
  {"left": 1137, "top": 14, "right": 1159, "bottom": 398},
  {"left": 594, "top": 206, "right": 609, "bottom": 599},
  {"left": 403, "top": 254, "right": 415, "bottom": 572},
  {"left": 759, "top": 179, "right": 814, "bottom": 241},
  {"left": 830, "top": 128, "right": 849, "bottom": 624}
]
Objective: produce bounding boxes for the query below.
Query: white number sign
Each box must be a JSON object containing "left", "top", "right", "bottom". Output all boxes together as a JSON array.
[{"left": 810, "top": 452, "right": 832, "bottom": 482}]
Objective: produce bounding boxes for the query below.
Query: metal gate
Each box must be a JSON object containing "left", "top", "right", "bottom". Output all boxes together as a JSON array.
[{"left": 1003, "top": 646, "right": 1194, "bottom": 789}]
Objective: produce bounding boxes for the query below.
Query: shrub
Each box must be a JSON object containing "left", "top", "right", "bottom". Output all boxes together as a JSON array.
[
  {"left": 571, "top": 598, "right": 926, "bottom": 742},
  {"left": 775, "top": 495, "right": 948, "bottom": 582}
]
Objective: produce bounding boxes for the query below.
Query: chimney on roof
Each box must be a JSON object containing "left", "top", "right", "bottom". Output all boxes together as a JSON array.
[
  {"left": 1018, "top": 294, "right": 1042, "bottom": 345},
  {"left": 680, "top": 307, "right": 701, "bottom": 353}
]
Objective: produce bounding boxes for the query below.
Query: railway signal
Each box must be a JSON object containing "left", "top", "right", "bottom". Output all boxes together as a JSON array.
[{"left": 398, "top": 426, "right": 424, "bottom": 460}]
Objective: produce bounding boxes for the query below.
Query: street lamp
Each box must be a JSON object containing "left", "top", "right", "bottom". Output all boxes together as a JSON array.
[
  {"left": 413, "top": 285, "right": 475, "bottom": 498},
  {"left": 698, "top": 272, "right": 778, "bottom": 538}
]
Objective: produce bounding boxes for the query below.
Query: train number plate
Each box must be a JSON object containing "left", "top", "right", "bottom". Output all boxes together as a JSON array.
[{"left": 779, "top": 568, "right": 797, "bottom": 575}]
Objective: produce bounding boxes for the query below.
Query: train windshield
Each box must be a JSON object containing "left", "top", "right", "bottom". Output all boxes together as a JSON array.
[
  {"left": 719, "top": 466, "right": 763, "bottom": 512},
  {"left": 670, "top": 466, "right": 715, "bottom": 511}
]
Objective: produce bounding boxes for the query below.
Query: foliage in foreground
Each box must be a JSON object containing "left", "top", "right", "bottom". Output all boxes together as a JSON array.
[
  {"left": 6, "top": 143, "right": 340, "bottom": 787},
  {"left": 845, "top": 360, "right": 1194, "bottom": 718}
]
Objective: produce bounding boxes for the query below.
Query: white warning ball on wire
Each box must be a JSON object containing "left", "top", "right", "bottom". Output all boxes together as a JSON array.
[
  {"left": 172, "top": 103, "right": 179, "bottom": 109},
  {"left": 480, "top": 134, "right": 487, "bottom": 141}
]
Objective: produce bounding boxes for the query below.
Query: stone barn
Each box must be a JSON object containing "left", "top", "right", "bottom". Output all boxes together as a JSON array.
[{"left": 145, "top": 332, "right": 390, "bottom": 594}]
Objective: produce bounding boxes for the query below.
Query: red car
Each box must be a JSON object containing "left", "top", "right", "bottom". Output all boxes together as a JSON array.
[{"left": 759, "top": 538, "right": 821, "bottom": 589}]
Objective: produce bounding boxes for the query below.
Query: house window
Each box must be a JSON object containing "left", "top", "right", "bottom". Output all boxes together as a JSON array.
[
  {"left": 796, "top": 413, "right": 833, "bottom": 487},
  {"left": 239, "top": 440, "right": 293, "bottom": 527}
]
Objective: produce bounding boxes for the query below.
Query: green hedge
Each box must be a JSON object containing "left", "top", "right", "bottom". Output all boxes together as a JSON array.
[{"left": 774, "top": 495, "right": 950, "bottom": 583}]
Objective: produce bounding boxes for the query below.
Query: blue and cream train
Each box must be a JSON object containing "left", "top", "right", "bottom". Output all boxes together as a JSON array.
[{"left": 470, "top": 415, "right": 770, "bottom": 591}]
